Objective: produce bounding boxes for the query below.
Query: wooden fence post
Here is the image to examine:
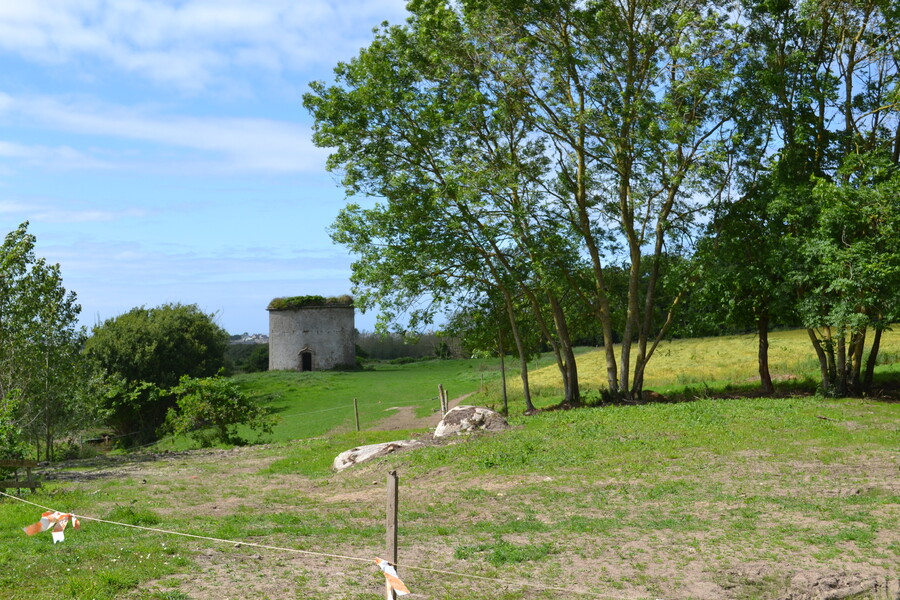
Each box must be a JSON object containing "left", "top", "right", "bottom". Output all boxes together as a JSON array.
[
  {"left": 438, "top": 384, "right": 445, "bottom": 415},
  {"left": 353, "top": 398, "right": 360, "bottom": 432},
  {"left": 385, "top": 470, "right": 399, "bottom": 600}
]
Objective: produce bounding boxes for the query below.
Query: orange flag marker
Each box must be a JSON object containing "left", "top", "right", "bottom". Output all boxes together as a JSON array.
[
  {"left": 23, "top": 511, "right": 81, "bottom": 543},
  {"left": 375, "top": 557, "right": 410, "bottom": 595}
]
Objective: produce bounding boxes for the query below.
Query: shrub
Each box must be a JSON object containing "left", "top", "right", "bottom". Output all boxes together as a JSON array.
[
  {"left": 266, "top": 295, "right": 353, "bottom": 311},
  {"left": 163, "top": 374, "right": 276, "bottom": 447},
  {"left": 85, "top": 303, "right": 229, "bottom": 441}
]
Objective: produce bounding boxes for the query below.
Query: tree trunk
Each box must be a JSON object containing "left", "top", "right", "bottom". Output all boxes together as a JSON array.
[
  {"left": 758, "top": 311, "right": 774, "bottom": 395},
  {"left": 45, "top": 421, "right": 52, "bottom": 462},
  {"left": 807, "top": 328, "right": 832, "bottom": 393},
  {"left": 862, "top": 327, "right": 882, "bottom": 394},
  {"left": 502, "top": 292, "right": 534, "bottom": 412},
  {"left": 634, "top": 287, "right": 687, "bottom": 395},
  {"left": 517, "top": 351, "right": 532, "bottom": 412},
  {"left": 632, "top": 177, "right": 682, "bottom": 401},
  {"left": 498, "top": 329, "right": 508, "bottom": 416},
  {"left": 893, "top": 117, "right": 900, "bottom": 165},
  {"left": 572, "top": 90, "right": 619, "bottom": 395},
  {"left": 549, "top": 293, "right": 579, "bottom": 405},
  {"left": 823, "top": 327, "right": 837, "bottom": 386},
  {"left": 836, "top": 331, "right": 847, "bottom": 396},
  {"left": 848, "top": 329, "right": 866, "bottom": 395},
  {"left": 619, "top": 242, "right": 641, "bottom": 399}
]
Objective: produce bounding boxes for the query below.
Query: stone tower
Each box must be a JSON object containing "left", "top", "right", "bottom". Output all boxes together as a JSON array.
[{"left": 267, "top": 295, "right": 355, "bottom": 371}]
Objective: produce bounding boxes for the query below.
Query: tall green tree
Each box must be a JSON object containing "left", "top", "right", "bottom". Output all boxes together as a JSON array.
[
  {"left": 309, "top": 0, "right": 743, "bottom": 402},
  {"left": 743, "top": 0, "right": 899, "bottom": 395},
  {"left": 84, "top": 303, "right": 228, "bottom": 441},
  {"left": 0, "top": 222, "right": 88, "bottom": 460},
  {"left": 515, "top": 0, "right": 742, "bottom": 399},
  {"left": 309, "top": 0, "right": 589, "bottom": 407}
]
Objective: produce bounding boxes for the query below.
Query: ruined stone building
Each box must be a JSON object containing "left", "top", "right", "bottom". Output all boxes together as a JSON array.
[{"left": 267, "top": 295, "right": 355, "bottom": 371}]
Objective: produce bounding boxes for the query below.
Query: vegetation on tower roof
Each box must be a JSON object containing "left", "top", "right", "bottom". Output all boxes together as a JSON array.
[{"left": 266, "top": 295, "right": 354, "bottom": 311}]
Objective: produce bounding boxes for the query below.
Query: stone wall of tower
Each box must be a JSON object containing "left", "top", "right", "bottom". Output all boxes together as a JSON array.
[{"left": 268, "top": 305, "right": 355, "bottom": 371}]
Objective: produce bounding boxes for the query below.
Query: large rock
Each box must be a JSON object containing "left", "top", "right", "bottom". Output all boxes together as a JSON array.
[
  {"left": 332, "top": 440, "right": 424, "bottom": 471},
  {"left": 434, "top": 405, "right": 509, "bottom": 438}
]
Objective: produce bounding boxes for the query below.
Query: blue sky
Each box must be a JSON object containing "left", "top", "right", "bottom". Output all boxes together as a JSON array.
[{"left": 0, "top": 0, "right": 409, "bottom": 334}]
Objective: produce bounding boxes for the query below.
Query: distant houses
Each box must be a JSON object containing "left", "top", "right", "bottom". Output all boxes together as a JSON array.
[{"left": 229, "top": 333, "right": 269, "bottom": 344}]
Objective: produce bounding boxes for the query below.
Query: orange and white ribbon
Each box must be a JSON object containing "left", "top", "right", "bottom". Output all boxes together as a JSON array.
[
  {"left": 375, "top": 557, "right": 410, "bottom": 595},
  {"left": 23, "top": 511, "right": 81, "bottom": 543}
]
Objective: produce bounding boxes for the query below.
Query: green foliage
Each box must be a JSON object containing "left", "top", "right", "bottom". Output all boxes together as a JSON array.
[
  {"left": 86, "top": 303, "right": 228, "bottom": 389},
  {"left": 308, "top": 0, "right": 746, "bottom": 402},
  {"left": 245, "top": 344, "right": 270, "bottom": 372},
  {"left": 266, "top": 295, "right": 353, "bottom": 311},
  {"left": 0, "top": 221, "right": 90, "bottom": 460},
  {"left": 163, "top": 374, "right": 276, "bottom": 447},
  {"left": 0, "top": 391, "right": 25, "bottom": 461},
  {"left": 224, "top": 343, "right": 269, "bottom": 374},
  {"left": 98, "top": 379, "right": 166, "bottom": 442},
  {"left": 356, "top": 331, "right": 461, "bottom": 360},
  {"left": 85, "top": 303, "right": 228, "bottom": 441}
]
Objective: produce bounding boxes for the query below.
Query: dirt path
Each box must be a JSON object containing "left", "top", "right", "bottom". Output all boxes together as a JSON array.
[{"left": 368, "top": 392, "right": 476, "bottom": 431}]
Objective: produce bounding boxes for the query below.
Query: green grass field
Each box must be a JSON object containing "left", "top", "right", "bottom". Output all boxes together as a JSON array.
[
  {"left": 0, "top": 329, "right": 897, "bottom": 600},
  {"left": 520, "top": 327, "right": 900, "bottom": 400},
  {"left": 237, "top": 358, "right": 496, "bottom": 437},
  {"left": 154, "top": 327, "right": 900, "bottom": 450}
]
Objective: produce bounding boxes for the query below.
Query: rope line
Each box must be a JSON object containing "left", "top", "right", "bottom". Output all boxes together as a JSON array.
[
  {"left": 0, "top": 489, "right": 370, "bottom": 565},
  {"left": 0, "top": 489, "right": 611, "bottom": 598}
]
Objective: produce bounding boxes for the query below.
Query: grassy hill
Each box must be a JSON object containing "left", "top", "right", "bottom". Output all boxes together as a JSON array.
[{"left": 516, "top": 327, "right": 900, "bottom": 401}]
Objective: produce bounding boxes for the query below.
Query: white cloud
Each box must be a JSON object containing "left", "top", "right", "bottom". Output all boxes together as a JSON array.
[
  {"left": 2, "top": 94, "right": 329, "bottom": 173},
  {"left": 0, "top": 200, "right": 34, "bottom": 214},
  {"left": 0, "top": 139, "right": 109, "bottom": 169},
  {"left": 0, "top": 0, "right": 408, "bottom": 91},
  {"left": 0, "top": 196, "right": 148, "bottom": 223}
]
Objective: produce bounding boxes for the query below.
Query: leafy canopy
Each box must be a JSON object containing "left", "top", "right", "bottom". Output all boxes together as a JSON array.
[{"left": 84, "top": 303, "right": 228, "bottom": 440}]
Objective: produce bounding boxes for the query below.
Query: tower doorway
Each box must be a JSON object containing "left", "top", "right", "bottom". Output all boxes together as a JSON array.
[{"left": 300, "top": 351, "right": 313, "bottom": 372}]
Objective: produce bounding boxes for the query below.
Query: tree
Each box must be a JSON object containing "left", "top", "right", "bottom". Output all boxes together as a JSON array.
[
  {"left": 694, "top": 185, "right": 797, "bottom": 394},
  {"left": 801, "top": 158, "right": 900, "bottom": 394},
  {"left": 163, "top": 374, "right": 275, "bottom": 447},
  {"left": 0, "top": 222, "right": 88, "bottom": 460},
  {"left": 245, "top": 345, "right": 269, "bottom": 373},
  {"left": 84, "top": 303, "right": 228, "bottom": 441},
  {"left": 508, "top": 0, "right": 741, "bottom": 399},
  {"left": 309, "top": 0, "right": 589, "bottom": 407},
  {"left": 743, "top": 0, "right": 900, "bottom": 395},
  {"left": 308, "top": 0, "right": 743, "bottom": 402}
]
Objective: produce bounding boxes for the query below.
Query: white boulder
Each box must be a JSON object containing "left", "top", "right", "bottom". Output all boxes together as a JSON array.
[
  {"left": 434, "top": 405, "right": 509, "bottom": 438},
  {"left": 332, "top": 440, "right": 424, "bottom": 471}
]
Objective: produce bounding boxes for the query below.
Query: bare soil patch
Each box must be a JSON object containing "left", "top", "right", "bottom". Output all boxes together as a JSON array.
[
  {"left": 369, "top": 392, "right": 477, "bottom": 431},
  {"left": 29, "top": 399, "right": 899, "bottom": 600}
]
